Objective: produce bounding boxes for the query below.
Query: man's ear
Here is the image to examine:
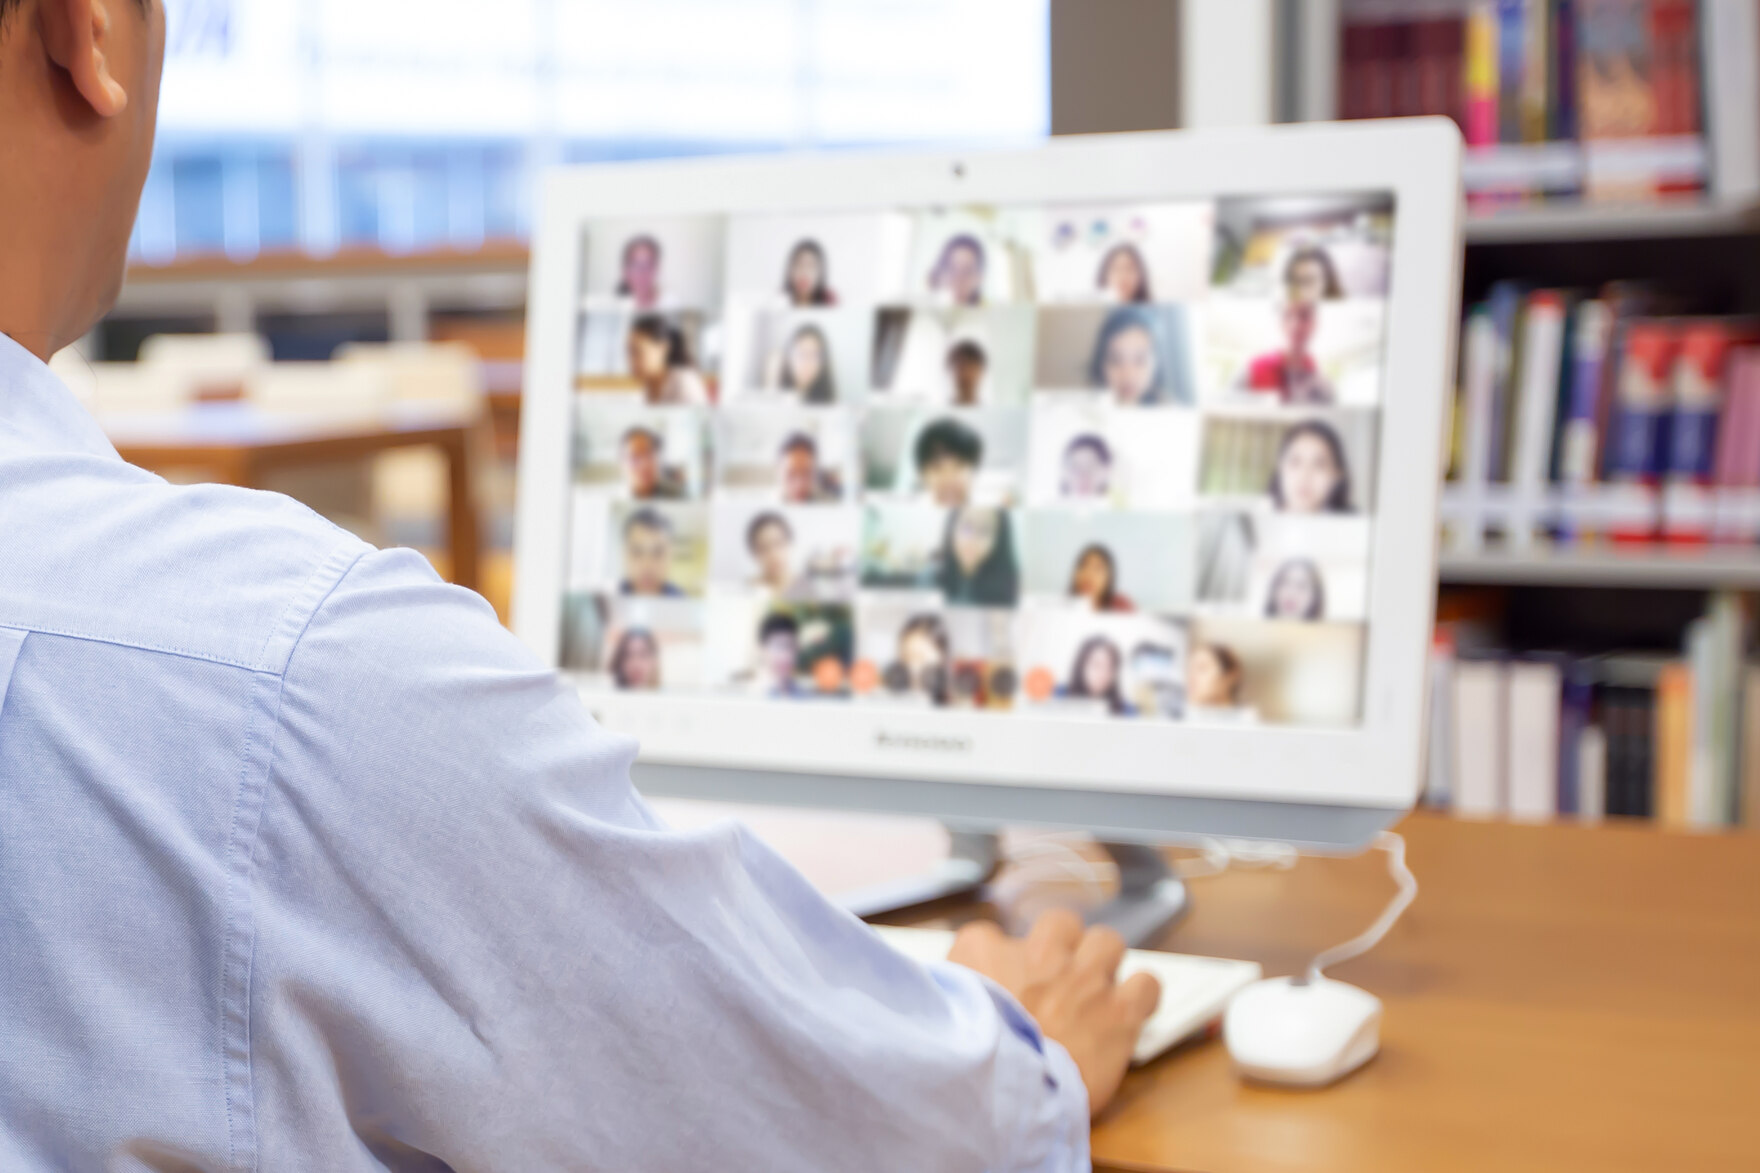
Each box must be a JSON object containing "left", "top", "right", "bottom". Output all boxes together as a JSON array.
[{"left": 38, "top": 0, "right": 130, "bottom": 118}]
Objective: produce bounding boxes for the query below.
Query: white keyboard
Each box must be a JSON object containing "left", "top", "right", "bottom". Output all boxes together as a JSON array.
[{"left": 872, "top": 924, "right": 1262, "bottom": 1065}]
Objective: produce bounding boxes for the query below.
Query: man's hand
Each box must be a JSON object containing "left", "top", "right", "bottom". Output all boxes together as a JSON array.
[{"left": 948, "top": 909, "right": 1160, "bottom": 1117}]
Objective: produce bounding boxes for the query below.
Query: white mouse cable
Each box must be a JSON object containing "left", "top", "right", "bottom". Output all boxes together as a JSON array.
[{"left": 1301, "top": 830, "right": 1417, "bottom": 985}]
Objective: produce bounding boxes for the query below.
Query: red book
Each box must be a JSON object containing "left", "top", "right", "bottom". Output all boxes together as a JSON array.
[{"left": 1341, "top": 23, "right": 1372, "bottom": 120}]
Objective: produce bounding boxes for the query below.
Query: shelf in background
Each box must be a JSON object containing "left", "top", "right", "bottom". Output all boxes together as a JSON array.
[
  {"left": 1465, "top": 199, "right": 1760, "bottom": 245},
  {"left": 1439, "top": 545, "right": 1760, "bottom": 589}
]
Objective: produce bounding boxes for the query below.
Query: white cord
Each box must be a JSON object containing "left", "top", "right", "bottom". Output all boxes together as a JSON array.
[{"left": 1304, "top": 830, "right": 1417, "bottom": 984}]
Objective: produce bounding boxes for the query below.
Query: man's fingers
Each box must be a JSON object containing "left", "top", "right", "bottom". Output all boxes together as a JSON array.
[
  {"left": 948, "top": 919, "right": 1005, "bottom": 965},
  {"left": 1118, "top": 971, "right": 1163, "bottom": 1024},
  {"left": 1025, "top": 907, "right": 1084, "bottom": 960},
  {"left": 1072, "top": 925, "right": 1127, "bottom": 982}
]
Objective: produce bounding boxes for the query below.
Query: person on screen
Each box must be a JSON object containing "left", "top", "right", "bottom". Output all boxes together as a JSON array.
[
  {"left": 937, "top": 506, "right": 1019, "bottom": 607},
  {"left": 746, "top": 511, "right": 797, "bottom": 595},
  {"left": 1283, "top": 243, "right": 1344, "bottom": 307},
  {"left": 1270, "top": 419, "right": 1354, "bottom": 514},
  {"left": 1060, "top": 433, "right": 1114, "bottom": 500},
  {"left": 1087, "top": 305, "right": 1183, "bottom": 407},
  {"left": 1187, "top": 641, "right": 1245, "bottom": 708},
  {"left": 914, "top": 417, "right": 983, "bottom": 509},
  {"left": 1057, "top": 637, "right": 1136, "bottom": 717},
  {"left": 777, "top": 432, "right": 840, "bottom": 504},
  {"left": 782, "top": 239, "right": 837, "bottom": 307},
  {"left": 620, "top": 508, "right": 686, "bottom": 597},
  {"left": 609, "top": 628, "right": 662, "bottom": 691},
  {"left": 627, "top": 315, "right": 709, "bottom": 406},
  {"left": 1128, "top": 642, "right": 1186, "bottom": 719},
  {"left": 778, "top": 323, "right": 836, "bottom": 404},
  {"left": 929, "top": 233, "right": 986, "bottom": 306},
  {"left": 618, "top": 234, "right": 663, "bottom": 310},
  {"left": 896, "top": 613, "right": 952, "bottom": 706},
  {"left": 946, "top": 339, "right": 988, "bottom": 406},
  {"left": 757, "top": 612, "right": 804, "bottom": 698},
  {"left": 1096, "top": 242, "right": 1153, "bottom": 304},
  {"left": 620, "top": 426, "right": 686, "bottom": 501},
  {"left": 1265, "top": 557, "right": 1326, "bottom": 621},
  {"left": 1069, "top": 544, "right": 1135, "bottom": 614},
  {"left": 1239, "top": 301, "right": 1334, "bottom": 406}
]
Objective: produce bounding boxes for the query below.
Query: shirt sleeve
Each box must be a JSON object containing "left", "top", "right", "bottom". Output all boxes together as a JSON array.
[{"left": 252, "top": 547, "right": 1090, "bottom": 1172}]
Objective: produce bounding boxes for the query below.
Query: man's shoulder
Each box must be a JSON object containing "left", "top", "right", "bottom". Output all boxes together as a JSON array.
[{"left": 1, "top": 453, "right": 372, "bottom": 674}]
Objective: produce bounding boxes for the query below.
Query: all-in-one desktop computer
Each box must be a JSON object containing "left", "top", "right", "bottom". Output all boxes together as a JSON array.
[{"left": 513, "top": 120, "right": 1463, "bottom": 1070}]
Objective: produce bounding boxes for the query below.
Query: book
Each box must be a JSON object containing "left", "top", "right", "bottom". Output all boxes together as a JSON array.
[
  {"left": 1577, "top": 723, "right": 1608, "bottom": 821},
  {"left": 1498, "top": 0, "right": 1531, "bottom": 146},
  {"left": 1741, "top": 662, "right": 1760, "bottom": 827},
  {"left": 1508, "top": 659, "right": 1563, "bottom": 820},
  {"left": 1702, "top": 0, "right": 1760, "bottom": 204},
  {"left": 1558, "top": 661, "right": 1597, "bottom": 814},
  {"left": 1558, "top": 298, "right": 1613, "bottom": 487},
  {"left": 1426, "top": 634, "right": 1458, "bottom": 810},
  {"left": 1511, "top": 291, "right": 1570, "bottom": 501},
  {"left": 1653, "top": 659, "right": 1694, "bottom": 827},
  {"left": 1453, "top": 659, "right": 1507, "bottom": 818},
  {"left": 1465, "top": 1, "right": 1502, "bottom": 147}
]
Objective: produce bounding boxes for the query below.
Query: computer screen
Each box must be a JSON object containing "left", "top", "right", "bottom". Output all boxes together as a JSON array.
[
  {"left": 516, "top": 125, "right": 1460, "bottom": 842},
  {"left": 557, "top": 194, "right": 1392, "bottom": 729}
]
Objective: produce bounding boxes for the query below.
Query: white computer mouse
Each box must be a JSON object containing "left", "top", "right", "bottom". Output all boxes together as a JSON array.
[{"left": 1223, "top": 975, "right": 1383, "bottom": 1088}]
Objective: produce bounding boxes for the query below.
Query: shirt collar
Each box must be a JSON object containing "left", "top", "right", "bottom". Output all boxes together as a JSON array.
[{"left": 0, "top": 331, "right": 122, "bottom": 461}]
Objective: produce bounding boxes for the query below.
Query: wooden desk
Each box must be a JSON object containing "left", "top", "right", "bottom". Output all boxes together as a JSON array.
[
  {"left": 1077, "top": 814, "right": 1760, "bottom": 1173},
  {"left": 104, "top": 404, "right": 482, "bottom": 591}
]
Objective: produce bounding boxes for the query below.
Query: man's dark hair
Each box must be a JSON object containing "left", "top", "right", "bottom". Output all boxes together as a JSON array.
[
  {"left": 913, "top": 418, "right": 983, "bottom": 472},
  {"left": 623, "top": 507, "right": 672, "bottom": 539},
  {"left": 759, "top": 613, "right": 800, "bottom": 644},
  {"left": 1063, "top": 433, "right": 1113, "bottom": 465},
  {"left": 620, "top": 425, "right": 663, "bottom": 453},
  {"left": 778, "top": 432, "right": 817, "bottom": 460},
  {"left": 745, "top": 510, "right": 792, "bottom": 553},
  {"left": 946, "top": 339, "right": 987, "bottom": 368}
]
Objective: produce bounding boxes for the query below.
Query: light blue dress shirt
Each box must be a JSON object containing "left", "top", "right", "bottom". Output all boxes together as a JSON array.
[{"left": 0, "top": 333, "right": 1089, "bottom": 1171}]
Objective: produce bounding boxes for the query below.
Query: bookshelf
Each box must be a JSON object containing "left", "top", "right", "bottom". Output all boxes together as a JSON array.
[
  {"left": 1465, "top": 198, "right": 1760, "bottom": 245},
  {"left": 1440, "top": 546, "right": 1760, "bottom": 589}
]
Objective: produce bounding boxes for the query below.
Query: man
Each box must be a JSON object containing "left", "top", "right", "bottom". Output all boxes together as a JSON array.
[
  {"left": 1061, "top": 432, "right": 1115, "bottom": 500},
  {"left": 0, "top": 2, "right": 1156, "bottom": 1169},
  {"left": 945, "top": 338, "right": 988, "bottom": 406},
  {"left": 619, "top": 507, "right": 686, "bottom": 596},
  {"left": 757, "top": 611, "right": 805, "bottom": 698},
  {"left": 915, "top": 416, "right": 983, "bottom": 508},
  {"left": 619, "top": 424, "right": 685, "bottom": 500},
  {"left": 746, "top": 509, "right": 797, "bottom": 594},
  {"left": 776, "top": 430, "right": 838, "bottom": 503}
]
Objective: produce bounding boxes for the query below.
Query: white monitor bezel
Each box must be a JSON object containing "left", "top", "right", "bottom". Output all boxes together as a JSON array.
[{"left": 515, "top": 120, "right": 1463, "bottom": 816}]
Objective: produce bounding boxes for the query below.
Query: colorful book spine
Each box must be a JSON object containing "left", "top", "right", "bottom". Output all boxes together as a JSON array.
[
  {"left": 1663, "top": 321, "right": 1759, "bottom": 541},
  {"left": 1606, "top": 321, "right": 1678, "bottom": 493},
  {"left": 1465, "top": 1, "right": 1502, "bottom": 147},
  {"left": 1558, "top": 299, "right": 1612, "bottom": 487}
]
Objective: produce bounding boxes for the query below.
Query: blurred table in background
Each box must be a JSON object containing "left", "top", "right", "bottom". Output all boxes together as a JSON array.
[
  {"left": 668, "top": 802, "right": 1760, "bottom": 1173},
  {"left": 105, "top": 402, "right": 482, "bottom": 592}
]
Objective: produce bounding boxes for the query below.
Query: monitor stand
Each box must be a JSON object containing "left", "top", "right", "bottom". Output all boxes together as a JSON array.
[{"left": 846, "top": 829, "right": 1189, "bottom": 948}]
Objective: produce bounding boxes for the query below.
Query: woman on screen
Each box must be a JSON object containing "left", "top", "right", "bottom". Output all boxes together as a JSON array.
[
  {"left": 782, "top": 239, "right": 837, "bottom": 307},
  {"left": 1187, "top": 641, "right": 1244, "bottom": 709},
  {"left": 609, "top": 628, "right": 662, "bottom": 691},
  {"left": 1264, "top": 558, "right": 1326, "bottom": 621},
  {"left": 1087, "top": 305, "right": 1186, "bottom": 407},
  {"left": 929, "top": 234, "right": 986, "bottom": 307},
  {"left": 1269, "top": 419, "right": 1354, "bottom": 514},
  {"left": 896, "top": 613, "right": 951, "bottom": 706},
  {"left": 746, "top": 511, "right": 796, "bottom": 595},
  {"left": 1059, "top": 434, "right": 1113, "bottom": 500},
  {"left": 626, "top": 315, "right": 709, "bottom": 406},
  {"left": 617, "top": 234, "right": 663, "bottom": 310},
  {"left": 1068, "top": 544, "right": 1135, "bottom": 613},
  {"left": 1096, "top": 242, "right": 1153, "bottom": 304},
  {"left": 1058, "top": 636, "right": 1136, "bottom": 717},
  {"left": 936, "top": 506, "right": 1019, "bottom": 607},
  {"left": 778, "top": 324, "right": 837, "bottom": 405},
  {"left": 1283, "top": 243, "right": 1344, "bottom": 307}
]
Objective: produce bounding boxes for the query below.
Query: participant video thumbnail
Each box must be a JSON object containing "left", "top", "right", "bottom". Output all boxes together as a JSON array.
[
  {"left": 1210, "top": 194, "right": 1393, "bottom": 301},
  {"left": 575, "top": 309, "right": 713, "bottom": 405},
  {"left": 571, "top": 399, "right": 709, "bottom": 501},
  {"left": 908, "top": 210, "right": 1030, "bottom": 306},
  {"left": 559, "top": 595, "right": 705, "bottom": 692},
  {"left": 1194, "top": 510, "right": 1370, "bottom": 622},
  {"left": 708, "top": 503, "right": 860, "bottom": 601},
  {"left": 1020, "top": 510, "right": 1195, "bottom": 614},
  {"left": 712, "top": 406, "right": 859, "bottom": 504},
  {"left": 1027, "top": 201, "right": 1214, "bottom": 305},
  {"left": 722, "top": 306, "right": 873, "bottom": 406},
  {"left": 1197, "top": 409, "right": 1379, "bottom": 513},
  {"left": 724, "top": 211, "right": 915, "bottom": 307},
  {"left": 1187, "top": 617, "right": 1365, "bottom": 727},
  {"left": 1025, "top": 401, "right": 1200, "bottom": 509},
  {"left": 1018, "top": 606, "right": 1190, "bottom": 720},
  {"left": 861, "top": 406, "right": 1029, "bottom": 509},
  {"left": 1033, "top": 304, "right": 1197, "bottom": 405},
  {"left": 861, "top": 503, "right": 1022, "bottom": 608},
  {"left": 703, "top": 596, "right": 855, "bottom": 699},
  {"left": 1195, "top": 509, "right": 1257, "bottom": 606},
  {"left": 870, "top": 305, "right": 1035, "bottom": 406},
  {"left": 580, "top": 215, "right": 726, "bottom": 311},
  {"left": 568, "top": 498, "right": 709, "bottom": 598},
  {"left": 852, "top": 593, "right": 1018, "bottom": 710},
  {"left": 1196, "top": 298, "right": 1387, "bottom": 407}
]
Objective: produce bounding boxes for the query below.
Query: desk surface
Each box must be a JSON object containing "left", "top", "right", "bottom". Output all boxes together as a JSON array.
[
  {"left": 1082, "top": 814, "right": 1760, "bottom": 1173},
  {"left": 100, "top": 402, "right": 473, "bottom": 451}
]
